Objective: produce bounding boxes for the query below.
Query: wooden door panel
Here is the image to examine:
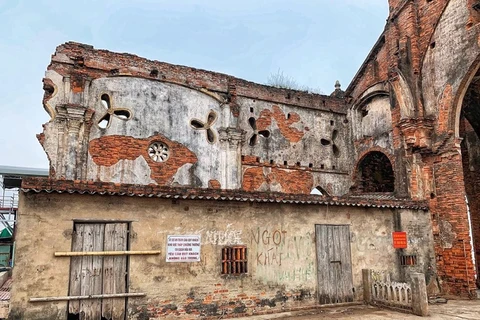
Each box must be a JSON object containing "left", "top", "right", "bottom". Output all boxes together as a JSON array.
[
  {"left": 68, "top": 224, "right": 84, "bottom": 315},
  {"left": 338, "top": 226, "right": 354, "bottom": 303},
  {"left": 79, "top": 223, "right": 105, "bottom": 319},
  {"left": 316, "top": 225, "right": 354, "bottom": 304},
  {"left": 68, "top": 223, "right": 128, "bottom": 320},
  {"left": 102, "top": 223, "right": 128, "bottom": 320}
]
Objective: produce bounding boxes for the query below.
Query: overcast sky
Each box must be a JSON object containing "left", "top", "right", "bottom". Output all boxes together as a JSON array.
[{"left": 0, "top": 0, "right": 388, "bottom": 169}]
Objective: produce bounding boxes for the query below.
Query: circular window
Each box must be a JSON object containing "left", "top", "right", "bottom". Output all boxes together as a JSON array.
[{"left": 148, "top": 142, "right": 170, "bottom": 162}]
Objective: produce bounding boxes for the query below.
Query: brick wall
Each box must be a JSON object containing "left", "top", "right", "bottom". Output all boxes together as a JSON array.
[
  {"left": 347, "top": 0, "right": 479, "bottom": 295},
  {"left": 429, "top": 149, "right": 477, "bottom": 295},
  {"left": 49, "top": 42, "right": 346, "bottom": 115}
]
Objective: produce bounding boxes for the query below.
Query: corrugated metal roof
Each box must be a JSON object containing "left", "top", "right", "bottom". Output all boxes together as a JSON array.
[{"left": 0, "top": 166, "right": 49, "bottom": 177}]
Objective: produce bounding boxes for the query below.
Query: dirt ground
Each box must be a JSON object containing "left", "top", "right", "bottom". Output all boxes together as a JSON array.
[{"left": 235, "top": 300, "right": 480, "bottom": 319}]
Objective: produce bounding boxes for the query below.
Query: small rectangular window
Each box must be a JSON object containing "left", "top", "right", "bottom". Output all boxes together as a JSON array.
[
  {"left": 400, "top": 254, "right": 417, "bottom": 266},
  {"left": 221, "top": 246, "right": 248, "bottom": 275}
]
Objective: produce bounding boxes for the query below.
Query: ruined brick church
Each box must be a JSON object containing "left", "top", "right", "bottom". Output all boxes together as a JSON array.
[{"left": 10, "top": 0, "right": 480, "bottom": 319}]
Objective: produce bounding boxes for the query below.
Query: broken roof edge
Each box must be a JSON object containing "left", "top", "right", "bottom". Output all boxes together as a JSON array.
[
  {"left": 52, "top": 42, "right": 347, "bottom": 114},
  {"left": 20, "top": 177, "right": 429, "bottom": 211}
]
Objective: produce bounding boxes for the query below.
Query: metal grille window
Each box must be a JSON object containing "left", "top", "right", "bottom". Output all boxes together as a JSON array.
[
  {"left": 221, "top": 246, "right": 247, "bottom": 275},
  {"left": 400, "top": 254, "right": 417, "bottom": 266}
]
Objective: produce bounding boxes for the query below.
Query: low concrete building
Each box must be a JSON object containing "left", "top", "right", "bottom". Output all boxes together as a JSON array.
[{"left": 11, "top": 180, "right": 431, "bottom": 319}]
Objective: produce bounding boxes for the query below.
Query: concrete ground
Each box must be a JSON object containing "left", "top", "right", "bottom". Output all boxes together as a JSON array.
[{"left": 236, "top": 300, "right": 480, "bottom": 319}]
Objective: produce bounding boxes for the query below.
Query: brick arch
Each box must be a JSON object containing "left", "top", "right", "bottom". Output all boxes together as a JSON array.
[
  {"left": 350, "top": 82, "right": 389, "bottom": 111},
  {"left": 452, "top": 55, "right": 480, "bottom": 139},
  {"left": 352, "top": 148, "right": 395, "bottom": 193},
  {"left": 420, "top": 0, "right": 480, "bottom": 136}
]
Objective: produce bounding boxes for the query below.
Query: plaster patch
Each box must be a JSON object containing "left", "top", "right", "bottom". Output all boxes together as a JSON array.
[{"left": 439, "top": 220, "right": 457, "bottom": 249}]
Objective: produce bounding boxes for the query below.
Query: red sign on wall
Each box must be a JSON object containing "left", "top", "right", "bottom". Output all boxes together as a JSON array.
[{"left": 392, "top": 232, "right": 408, "bottom": 249}]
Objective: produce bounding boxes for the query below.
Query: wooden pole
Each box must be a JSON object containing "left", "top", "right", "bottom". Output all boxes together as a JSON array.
[
  {"left": 54, "top": 250, "right": 161, "bottom": 257},
  {"left": 30, "top": 292, "right": 146, "bottom": 302}
]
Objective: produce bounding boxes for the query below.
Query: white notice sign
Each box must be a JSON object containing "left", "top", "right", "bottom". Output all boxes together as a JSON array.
[{"left": 166, "top": 235, "right": 201, "bottom": 262}]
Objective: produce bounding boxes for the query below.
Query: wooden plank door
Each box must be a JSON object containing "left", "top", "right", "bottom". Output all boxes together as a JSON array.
[
  {"left": 315, "top": 224, "right": 354, "bottom": 304},
  {"left": 68, "top": 223, "right": 128, "bottom": 320},
  {"left": 102, "top": 223, "right": 128, "bottom": 320}
]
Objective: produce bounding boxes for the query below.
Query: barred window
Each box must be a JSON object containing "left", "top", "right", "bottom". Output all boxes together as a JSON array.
[
  {"left": 221, "top": 246, "right": 247, "bottom": 275},
  {"left": 400, "top": 254, "right": 417, "bottom": 266}
]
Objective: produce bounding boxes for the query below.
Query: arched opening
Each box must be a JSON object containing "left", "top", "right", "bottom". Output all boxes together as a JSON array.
[
  {"left": 459, "top": 66, "right": 480, "bottom": 288},
  {"left": 310, "top": 186, "right": 329, "bottom": 196},
  {"left": 355, "top": 151, "right": 394, "bottom": 193}
]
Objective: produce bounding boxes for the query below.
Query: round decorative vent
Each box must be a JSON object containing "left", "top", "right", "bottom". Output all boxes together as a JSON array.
[{"left": 148, "top": 142, "right": 170, "bottom": 162}]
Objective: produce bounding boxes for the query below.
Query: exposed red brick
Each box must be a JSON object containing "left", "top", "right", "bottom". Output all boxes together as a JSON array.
[
  {"left": 36, "top": 133, "right": 45, "bottom": 147},
  {"left": 428, "top": 150, "right": 476, "bottom": 295},
  {"left": 89, "top": 134, "right": 197, "bottom": 185},
  {"left": 256, "top": 106, "right": 304, "bottom": 143},
  {"left": 208, "top": 179, "right": 221, "bottom": 189},
  {"left": 347, "top": 0, "right": 478, "bottom": 296},
  {"left": 242, "top": 167, "right": 313, "bottom": 194},
  {"left": 256, "top": 109, "right": 273, "bottom": 131},
  {"left": 48, "top": 42, "right": 347, "bottom": 115}
]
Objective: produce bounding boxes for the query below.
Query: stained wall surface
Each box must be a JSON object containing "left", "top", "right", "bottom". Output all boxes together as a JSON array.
[
  {"left": 346, "top": 0, "right": 480, "bottom": 294},
  {"left": 27, "top": 0, "right": 480, "bottom": 305},
  {"left": 9, "top": 192, "right": 434, "bottom": 319},
  {"left": 39, "top": 42, "right": 350, "bottom": 196}
]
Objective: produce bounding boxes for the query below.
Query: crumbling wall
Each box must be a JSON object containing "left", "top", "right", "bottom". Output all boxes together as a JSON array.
[
  {"left": 239, "top": 98, "right": 353, "bottom": 195},
  {"left": 39, "top": 42, "right": 351, "bottom": 195},
  {"left": 346, "top": 0, "right": 480, "bottom": 295},
  {"left": 418, "top": 0, "right": 480, "bottom": 295}
]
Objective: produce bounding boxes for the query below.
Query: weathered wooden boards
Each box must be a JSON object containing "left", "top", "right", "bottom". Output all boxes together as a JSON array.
[
  {"left": 102, "top": 223, "right": 127, "bottom": 320},
  {"left": 315, "top": 224, "right": 354, "bottom": 304},
  {"left": 68, "top": 223, "right": 128, "bottom": 320}
]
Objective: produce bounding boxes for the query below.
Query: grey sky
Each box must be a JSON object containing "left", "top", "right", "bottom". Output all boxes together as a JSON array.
[{"left": 0, "top": 0, "right": 388, "bottom": 169}]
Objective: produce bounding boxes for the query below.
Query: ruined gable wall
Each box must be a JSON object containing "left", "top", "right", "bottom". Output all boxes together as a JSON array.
[{"left": 40, "top": 42, "right": 350, "bottom": 195}]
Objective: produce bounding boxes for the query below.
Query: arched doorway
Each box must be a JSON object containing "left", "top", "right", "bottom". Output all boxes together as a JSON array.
[{"left": 354, "top": 151, "right": 394, "bottom": 193}]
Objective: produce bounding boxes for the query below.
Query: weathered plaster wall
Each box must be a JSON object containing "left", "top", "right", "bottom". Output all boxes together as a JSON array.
[
  {"left": 239, "top": 97, "right": 353, "bottom": 195},
  {"left": 422, "top": 0, "right": 480, "bottom": 132},
  {"left": 86, "top": 77, "right": 227, "bottom": 188},
  {"left": 10, "top": 192, "right": 434, "bottom": 319},
  {"left": 358, "top": 97, "right": 392, "bottom": 146},
  {"left": 39, "top": 42, "right": 352, "bottom": 196},
  {"left": 350, "top": 93, "right": 394, "bottom": 163}
]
